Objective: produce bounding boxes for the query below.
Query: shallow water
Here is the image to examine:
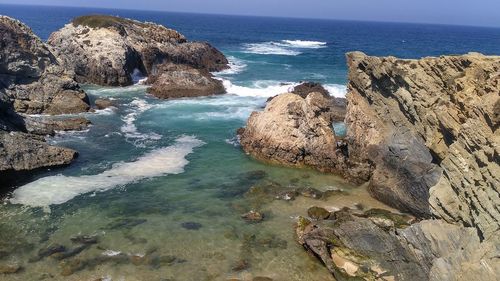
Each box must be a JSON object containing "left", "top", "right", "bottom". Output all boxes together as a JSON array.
[{"left": 0, "top": 81, "right": 396, "bottom": 280}]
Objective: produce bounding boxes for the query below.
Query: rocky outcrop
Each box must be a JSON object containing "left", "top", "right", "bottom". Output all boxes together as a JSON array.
[
  {"left": 345, "top": 52, "right": 500, "bottom": 239},
  {"left": 0, "top": 16, "right": 90, "bottom": 114},
  {"left": 146, "top": 63, "right": 225, "bottom": 99},
  {"left": 48, "top": 15, "right": 228, "bottom": 87},
  {"left": 297, "top": 208, "right": 499, "bottom": 281},
  {"left": 238, "top": 92, "right": 365, "bottom": 180}
]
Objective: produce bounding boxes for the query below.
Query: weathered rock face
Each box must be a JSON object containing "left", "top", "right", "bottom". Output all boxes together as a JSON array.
[
  {"left": 297, "top": 208, "right": 499, "bottom": 281},
  {"left": 48, "top": 15, "right": 228, "bottom": 86},
  {"left": 0, "top": 16, "right": 90, "bottom": 114},
  {"left": 292, "top": 82, "right": 346, "bottom": 122},
  {"left": 345, "top": 52, "right": 500, "bottom": 238},
  {"left": 146, "top": 63, "right": 225, "bottom": 99},
  {"left": 238, "top": 92, "right": 360, "bottom": 179}
]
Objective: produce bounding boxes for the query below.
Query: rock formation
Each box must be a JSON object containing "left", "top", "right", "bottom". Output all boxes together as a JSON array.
[
  {"left": 297, "top": 208, "right": 499, "bottom": 281},
  {"left": 0, "top": 16, "right": 90, "bottom": 114},
  {"left": 146, "top": 63, "right": 225, "bottom": 99},
  {"left": 48, "top": 15, "right": 228, "bottom": 87},
  {"left": 0, "top": 16, "right": 90, "bottom": 187},
  {"left": 238, "top": 92, "right": 361, "bottom": 179},
  {"left": 344, "top": 52, "right": 500, "bottom": 239}
]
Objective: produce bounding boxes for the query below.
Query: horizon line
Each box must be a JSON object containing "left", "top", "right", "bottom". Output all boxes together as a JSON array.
[{"left": 1, "top": 2, "right": 500, "bottom": 29}]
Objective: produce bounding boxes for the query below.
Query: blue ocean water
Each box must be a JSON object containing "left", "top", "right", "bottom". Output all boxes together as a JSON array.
[{"left": 0, "top": 4, "right": 499, "bottom": 280}]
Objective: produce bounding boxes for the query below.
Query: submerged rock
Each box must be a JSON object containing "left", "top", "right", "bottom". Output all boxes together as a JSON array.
[
  {"left": 241, "top": 210, "right": 264, "bottom": 223},
  {"left": 48, "top": 14, "right": 228, "bottom": 86},
  {"left": 307, "top": 206, "right": 330, "bottom": 220},
  {"left": 181, "top": 222, "right": 203, "bottom": 230},
  {"left": 94, "top": 98, "right": 114, "bottom": 110},
  {"left": 344, "top": 52, "right": 500, "bottom": 238},
  {"left": 0, "top": 263, "right": 22, "bottom": 274}
]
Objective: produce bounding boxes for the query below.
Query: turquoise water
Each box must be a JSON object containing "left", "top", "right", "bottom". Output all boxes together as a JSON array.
[{"left": 1, "top": 4, "right": 499, "bottom": 280}]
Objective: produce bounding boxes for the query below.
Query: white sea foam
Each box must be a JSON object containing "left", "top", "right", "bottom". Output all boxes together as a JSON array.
[
  {"left": 221, "top": 79, "right": 296, "bottom": 97},
  {"left": 131, "top": 68, "right": 148, "bottom": 85},
  {"left": 281, "top": 40, "right": 327, "bottom": 48},
  {"left": 242, "top": 40, "right": 327, "bottom": 55},
  {"left": 9, "top": 136, "right": 205, "bottom": 207},
  {"left": 243, "top": 42, "right": 302, "bottom": 56},
  {"left": 121, "top": 99, "right": 162, "bottom": 146},
  {"left": 214, "top": 56, "right": 248, "bottom": 75},
  {"left": 324, "top": 84, "right": 347, "bottom": 98}
]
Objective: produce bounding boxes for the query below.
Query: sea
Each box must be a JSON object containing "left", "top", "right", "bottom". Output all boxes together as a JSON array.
[{"left": 0, "top": 4, "right": 499, "bottom": 281}]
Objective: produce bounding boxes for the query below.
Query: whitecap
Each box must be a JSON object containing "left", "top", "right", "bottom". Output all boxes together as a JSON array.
[
  {"left": 102, "top": 250, "right": 122, "bottom": 257},
  {"left": 242, "top": 42, "right": 302, "bottom": 56},
  {"left": 241, "top": 39, "right": 327, "bottom": 56},
  {"left": 214, "top": 56, "right": 248, "bottom": 75},
  {"left": 281, "top": 40, "right": 327, "bottom": 48},
  {"left": 221, "top": 79, "right": 297, "bottom": 97},
  {"left": 9, "top": 136, "right": 205, "bottom": 207},
  {"left": 131, "top": 68, "right": 147, "bottom": 85}
]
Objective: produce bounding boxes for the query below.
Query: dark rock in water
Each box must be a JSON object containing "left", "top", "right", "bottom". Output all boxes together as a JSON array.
[
  {"left": 0, "top": 263, "right": 22, "bottom": 274},
  {"left": 297, "top": 208, "right": 499, "bottom": 281},
  {"left": 70, "top": 235, "right": 98, "bottom": 245},
  {"left": 147, "top": 63, "right": 225, "bottom": 99},
  {"left": 48, "top": 14, "right": 228, "bottom": 86},
  {"left": 298, "top": 187, "right": 324, "bottom": 199},
  {"left": 307, "top": 206, "right": 330, "bottom": 220},
  {"left": 231, "top": 259, "right": 250, "bottom": 271},
  {"left": 276, "top": 190, "right": 298, "bottom": 201},
  {"left": 181, "top": 222, "right": 202, "bottom": 230},
  {"left": 94, "top": 98, "right": 114, "bottom": 110},
  {"left": 105, "top": 218, "right": 147, "bottom": 230},
  {"left": 32, "top": 244, "right": 66, "bottom": 262},
  {"left": 292, "top": 82, "right": 330, "bottom": 98},
  {"left": 241, "top": 170, "right": 267, "bottom": 181},
  {"left": 51, "top": 244, "right": 90, "bottom": 260},
  {"left": 241, "top": 210, "right": 264, "bottom": 223}
]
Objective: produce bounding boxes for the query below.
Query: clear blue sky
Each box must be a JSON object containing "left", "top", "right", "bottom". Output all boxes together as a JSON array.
[{"left": 1, "top": 0, "right": 499, "bottom": 28}]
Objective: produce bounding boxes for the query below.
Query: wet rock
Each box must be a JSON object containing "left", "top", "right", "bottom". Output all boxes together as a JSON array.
[
  {"left": 70, "top": 234, "right": 98, "bottom": 245},
  {"left": 241, "top": 210, "right": 264, "bottom": 223},
  {"left": 307, "top": 206, "right": 330, "bottom": 220},
  {"left": 94, "top": 98, "right": 114, "bottom": 110},
  {"left": 147, "top": 63, "right": 225, "bottom": 99},
  {"left": 181, "top": 222, "right": 203, "bottom": 230},
  {"left": 0, "top": 263, "right": 22, "bottom": 274},
  {"left": 276, "top": 190, "right": 298, "bottom": 201}
]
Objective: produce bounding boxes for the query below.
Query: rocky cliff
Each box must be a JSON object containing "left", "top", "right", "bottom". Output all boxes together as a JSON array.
[
  {"left": 0, "top": 16, "right": 90, "bottom": 114},
  {"left": 0, "top": 16, "right": 90, "bottom": 186},
  {"left": 345, "top": 52, "right": 499, "bottom": 239},
  {"left": 48, "top": 15, "right": 228, "bottom": 87}
]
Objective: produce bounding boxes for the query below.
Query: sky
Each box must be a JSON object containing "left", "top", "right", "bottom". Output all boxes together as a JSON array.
[{"left": 0, "top": 0, "right": 499, "bottom": 28}]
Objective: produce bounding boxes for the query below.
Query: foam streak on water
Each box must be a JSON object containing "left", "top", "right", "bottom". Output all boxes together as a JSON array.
[
  {"left": 9, "top": 136, "right": 205, "bottom": 207},
  {"left": 242, "top": 39, "right": 327, "bottom": 55}
]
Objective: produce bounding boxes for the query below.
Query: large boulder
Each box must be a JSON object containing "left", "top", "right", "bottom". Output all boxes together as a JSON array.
[
  {"left": 238, "top": 92, "right": 361, "bottom": 180},
  {"left": 297, "top": 208, "right": 499, "bottom": 281},
  {"left": 0, "top": 16, "right": 90, "bottom": 114},
  {"left": 345, "top": 52, "right": 500, "bottom": 238},
  {"left": 48, "top": 15, "right": 228, "bottom": 86},
  {"left": 146, "top": 63, "right": 225, "bottom": 99}
]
